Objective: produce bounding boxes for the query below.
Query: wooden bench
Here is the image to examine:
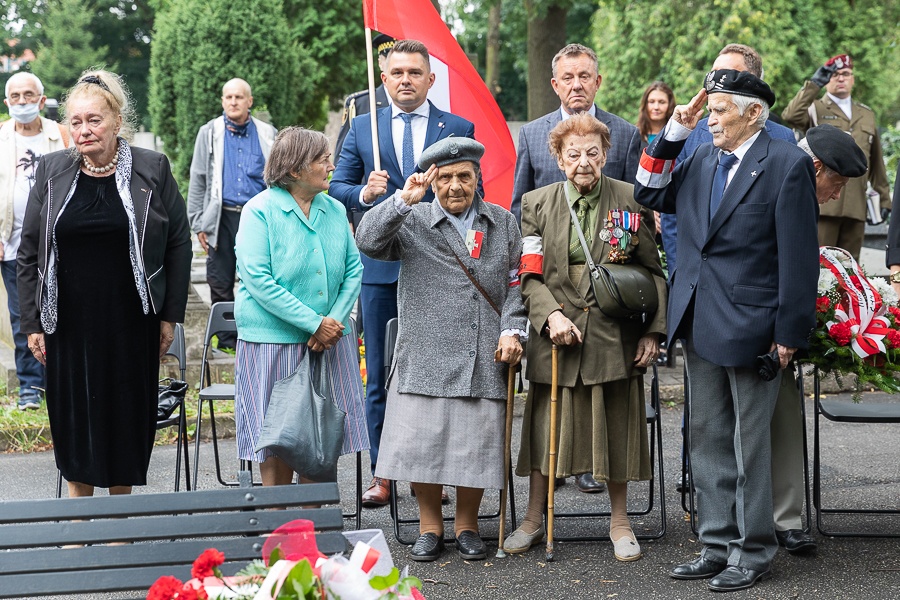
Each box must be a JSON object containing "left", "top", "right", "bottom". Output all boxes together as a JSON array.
[{"left": 0, "top": 483, "right": 348, "bottom": 598}]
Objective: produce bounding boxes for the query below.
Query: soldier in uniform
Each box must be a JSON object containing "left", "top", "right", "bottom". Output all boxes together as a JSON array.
[
  {"left": 782, "top": 54, "right": 891, "bottom": 260},
  {"left": 334, "top": 33, "right": 395, "bottom": 165}
]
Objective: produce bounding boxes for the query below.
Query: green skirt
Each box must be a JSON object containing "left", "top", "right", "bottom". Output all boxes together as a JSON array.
[{"left": 516, "top": 375, "right": 651, "bottom": 483}]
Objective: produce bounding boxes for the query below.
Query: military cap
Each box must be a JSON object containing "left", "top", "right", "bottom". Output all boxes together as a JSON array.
[
  {"left": 418, "top": 136, "right": 485, "bottom": 171},
  {"left": 373, "top": 33, "right": 396, "bottom": 56},
  {"left": 806, "top": 124, "right": 867, "bottom": 178},
  {"left": 826, "top": 54, "right": 852, "bottom": 70},
  {"left": 704, "top": 69, "right": 776, "bottom": 107}
]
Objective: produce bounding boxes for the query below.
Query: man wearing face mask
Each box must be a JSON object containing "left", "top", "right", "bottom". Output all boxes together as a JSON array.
[{"left": 0, "top": 72, "right": 68, "bottom": 410}]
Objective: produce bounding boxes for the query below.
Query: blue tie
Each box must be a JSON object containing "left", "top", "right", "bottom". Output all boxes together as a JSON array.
[
  {"left": 710, "top": 152, "right": 739, "bottom": 222},
  {"left": 400, "top": 113, "right": 415, "bottom": 178}
]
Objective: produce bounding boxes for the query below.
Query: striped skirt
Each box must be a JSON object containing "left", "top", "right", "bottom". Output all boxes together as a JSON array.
[{"left": 234, "top": 334, "right": 369, "bottom": 463}]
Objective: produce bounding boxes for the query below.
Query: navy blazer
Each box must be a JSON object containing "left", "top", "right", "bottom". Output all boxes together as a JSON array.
[
  {"left": 329, "top": 100, "right": 476, "bottom": 284},
  {"left": 634, "top": 130, "right": 819, "bottom": 367},
  {"left": 510, "top": 105, "right": 641, "bottom": 223}
]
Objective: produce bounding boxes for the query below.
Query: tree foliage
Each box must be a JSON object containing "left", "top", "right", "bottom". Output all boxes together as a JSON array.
[
  {"left": 29, "top": 0, "right": 110, "bottom": 101},
  {"left": 148, "top": 0, "right": 313, "bottom": 185},
  {"left": 593, "top": 0, "right": 900, "bottom": 126}
]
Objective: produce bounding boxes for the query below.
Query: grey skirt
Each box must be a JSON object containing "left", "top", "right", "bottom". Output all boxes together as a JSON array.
[{"left": 375, "top": 385, "right": 505, "bottom": 489}]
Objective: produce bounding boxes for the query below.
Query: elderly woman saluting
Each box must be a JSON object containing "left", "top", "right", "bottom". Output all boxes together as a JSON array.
[
  {"left": 356, "top": 137, "right": 526, "bottom": 563},
  {"left": 17, "top": 70, "right": 192, "bottom": 498},
  {"left": 503, "top": 113, "right": 666, "bottom": 561}
]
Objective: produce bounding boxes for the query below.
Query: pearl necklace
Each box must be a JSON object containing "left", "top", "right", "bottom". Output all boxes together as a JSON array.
[{"left": 83, "top": 151, "right": 119, "bottom": 174}]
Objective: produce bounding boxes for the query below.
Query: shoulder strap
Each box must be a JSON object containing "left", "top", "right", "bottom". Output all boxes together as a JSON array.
[
  {"left": 563, "top": 184, "right": 600, "bottom": 279},
  {"left": 448, "top": 245, "right": 501, "bottom": 316}
]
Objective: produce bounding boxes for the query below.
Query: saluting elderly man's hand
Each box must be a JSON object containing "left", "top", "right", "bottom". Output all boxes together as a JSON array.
[
  {"left": 672, "top": 89, "right": 708, "bottom": 131},
  {"left": 399, "top": 164, "right": 438, "bottom": 207}
]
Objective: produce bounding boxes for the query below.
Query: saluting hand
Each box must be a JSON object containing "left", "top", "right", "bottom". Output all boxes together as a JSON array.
[
  {"left": 399, "top": 164, "right": 438, "bottom": 207},
  {"left": 672, "top": 89, "right": 708, "bottom": 131}
]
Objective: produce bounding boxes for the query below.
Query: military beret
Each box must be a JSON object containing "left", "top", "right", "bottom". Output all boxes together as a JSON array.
[
  {"left": 806, "top": 124, "right": 867, "bottom": 178},
  {"left": 373, "top": 33, "right": 396, "bottom": 56},
  {"left": 825, "top": 54, "right": 852, "bottom": 70},
  {"left": 704, "top": 69, "right": 776, "bottom": 107},
  {"left": 418, "top": 136, "right": 485, "bottom": 171}
]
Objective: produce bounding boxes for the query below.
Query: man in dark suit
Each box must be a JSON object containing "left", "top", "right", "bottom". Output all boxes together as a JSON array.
[
  {"left": 510, "top": 43, "right": 641, "bottom": 226},
  {"left": 634, "top": 70, "right": 819, "bottom": 592},
  {"left": 330, "top": 39, "right": 477, "bottom": 508},
  {"left": 511, "top": 42, "right": 640, "bottom": 494}
]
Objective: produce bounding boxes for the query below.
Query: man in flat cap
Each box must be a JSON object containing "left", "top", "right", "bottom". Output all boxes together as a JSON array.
[
  {"left": 330, "top": 39, "right": 478, "bottom": 508},
  {"left": 635, "top": 69, "right": 819, "bottom": 592},
  {"left": 782, "top": 54, "right": 891, "bottom": 260},
  {"left": 356, "top": 137, "right": 526, "bottom": 562}
]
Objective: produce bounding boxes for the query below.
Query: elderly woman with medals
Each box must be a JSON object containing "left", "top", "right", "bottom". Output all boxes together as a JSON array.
[
  {"left": 503, "top": 112, "right": 667, "bottom": 561},
  {"left": 356, "top": 137, "right": 527, "bottom": 563}
]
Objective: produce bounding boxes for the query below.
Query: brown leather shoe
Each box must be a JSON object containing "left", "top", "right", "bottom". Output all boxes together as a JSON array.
[
  {"left": 409, "top": 484, "right": 450, "bottom": 504},
  {"left": 362, "top": 477, "right": 391, "bottom": 508}
]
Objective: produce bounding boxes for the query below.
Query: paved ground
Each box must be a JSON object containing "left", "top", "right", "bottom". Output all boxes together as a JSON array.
[{"left": 2, "top": 360, "right": 898, "bottom": 600}]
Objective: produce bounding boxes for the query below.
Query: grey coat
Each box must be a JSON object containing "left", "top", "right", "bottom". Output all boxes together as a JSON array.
[
  {"left": 356, "top": 195, "right": 527, "bottom": 400},
  {"left": 511, "top": 105, "right": 641, "bottom": 223}
]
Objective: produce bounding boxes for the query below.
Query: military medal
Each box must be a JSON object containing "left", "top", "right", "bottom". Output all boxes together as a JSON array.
[
  {"left": 599, "top": 228, "right": 612, "bottom": 242},
  {"left": 608, "top": 248, "right": 625, "bottom": 263}
]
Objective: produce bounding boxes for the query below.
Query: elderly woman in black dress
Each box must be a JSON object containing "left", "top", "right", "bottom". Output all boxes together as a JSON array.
[{"left": 17, "top": 70, "right": 192, "bottom": 498}]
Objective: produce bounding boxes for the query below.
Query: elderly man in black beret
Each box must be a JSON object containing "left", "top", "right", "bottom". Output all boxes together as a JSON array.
[
  {"left": 798, "top": 124, "right": 868, "bottom": 204},
  {"left": 356, "top": 137, "right": 527, "bottom": 563},
  {"left": 634, "top": 70, "right": 820, "bottom": 592}
]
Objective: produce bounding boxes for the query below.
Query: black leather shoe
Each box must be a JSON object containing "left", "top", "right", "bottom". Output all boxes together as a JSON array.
[
  {"left": 456, "top": 530, "right": 487, "bottom": 560},
  {"left": 410, "top": 533, "right": 444, "bottom": 562},
  {"left": 670, "top": 556, "right": 727, "bottom": 580},
  {"left": 574, "top": 472, "right": 606, "bottom": 493},
  {"left": 776, "top": 529, "right": 817, "bottom": 555},
  {"left": 708, "top": 565, "right": 770, "bottom": 592}
]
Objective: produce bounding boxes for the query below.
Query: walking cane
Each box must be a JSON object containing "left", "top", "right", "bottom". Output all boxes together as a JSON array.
[
  {"left": 546, "top": 344, "right": 559, "bottom": 561},
  {"left": 496, "top": 353, "right": 518, "bottom": 558}
]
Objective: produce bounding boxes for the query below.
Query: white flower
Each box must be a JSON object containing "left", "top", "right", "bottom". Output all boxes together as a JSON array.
[
  {"left": 872, "top": 277, "right": 899, "bottom": 307},
  {"left": 817, "top": 269, "right": 838, "bottom": 295}
]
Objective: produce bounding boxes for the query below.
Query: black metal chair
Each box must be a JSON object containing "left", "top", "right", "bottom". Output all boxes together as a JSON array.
[
  {"left": 811, "top": 367, "right": 900, "bottom": 537},
  {"left": 382, "top": 317, "right": 518, "bottom": 544},
  {"left": 56, "top": 323, "right": 191, "bottom": 496},
  {"left": 192, "top": 302, "right": 256, "bottom": 488},
  {"left": 681, "top": 363, "right": 813, "bottom": 537},
  {"left": 548, "top": 363, "right": 667, "bottom": 542}
]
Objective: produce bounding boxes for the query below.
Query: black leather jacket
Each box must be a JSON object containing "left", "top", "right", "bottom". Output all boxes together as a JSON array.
[{"left": 17, "top": 146, "right": 193, "bottom": 333}]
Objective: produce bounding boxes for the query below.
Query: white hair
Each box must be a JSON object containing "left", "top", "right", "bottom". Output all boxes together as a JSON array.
[
  {"left": 731, "top": 94, "right": 769, "bottom": 128},
  {"left": 5, "top": 72, "right": 44, "bottom": 99},
  {"left": 797, "top": 138, "right": 835, "bottom": 175}
]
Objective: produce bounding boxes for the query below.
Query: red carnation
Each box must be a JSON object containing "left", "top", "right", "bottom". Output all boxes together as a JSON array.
[
  {"left": 816, "top": 297, "right": 831, "bottom": 312},
  {"left": 828, "top": 321, "right": 853, "bottom": 346},
  {"left": 887, "top": 329, "right": 900, "bottom": 348},
  {"left": 148, "top": 576, "right": 184, "bottom": 600},
  {"left": 191, "top": 548, "right": 226, "bottom": 580},
  {"left": 889, "top": 307, "right": 900, "bottom": 320}
]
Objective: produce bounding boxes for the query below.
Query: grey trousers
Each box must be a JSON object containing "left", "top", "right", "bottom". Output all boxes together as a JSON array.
[
  {"left": 771, "top": 368, "right": 806, "bottom": 531},
  {"left": 684, "top": 341, "right": 780, "bottom": 571}
]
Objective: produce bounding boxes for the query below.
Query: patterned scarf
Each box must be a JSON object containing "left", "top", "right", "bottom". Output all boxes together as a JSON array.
[{"left": 223, "top": 113, "right": 251, "bottom": 137}]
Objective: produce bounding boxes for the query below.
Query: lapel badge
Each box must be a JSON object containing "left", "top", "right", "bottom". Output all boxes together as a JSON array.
[
  {"left": 751, "top": 171, "right": 757, "bottom": 177},
  {"left": 438, "top": 122, "right": 445, "bottom": 129}
]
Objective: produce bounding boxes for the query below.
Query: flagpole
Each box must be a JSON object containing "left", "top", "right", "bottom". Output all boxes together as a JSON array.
[{"left": 364, "top": 27, "right": 381, "bottom": 171}]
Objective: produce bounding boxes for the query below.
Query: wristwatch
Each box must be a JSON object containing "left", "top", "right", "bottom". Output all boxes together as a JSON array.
[{"left": 890, "top": 271, "right": 900, "bottom": 284}]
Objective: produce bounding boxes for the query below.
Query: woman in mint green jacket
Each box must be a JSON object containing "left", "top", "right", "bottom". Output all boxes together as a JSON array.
[{"left": 233, "top": 126, "right": 367, "bottom": 486}]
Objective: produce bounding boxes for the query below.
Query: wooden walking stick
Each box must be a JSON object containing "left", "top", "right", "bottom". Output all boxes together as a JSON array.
[
  {"left": 496, "top": 356, "right": 518, "bottom": 558},
  {"left": 546, "top": 344, "right": 559, "bottom": 561}
]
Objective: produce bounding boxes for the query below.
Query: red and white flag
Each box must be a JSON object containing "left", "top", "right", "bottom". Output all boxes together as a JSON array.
[{"left": 363, "top": 0, "right": 516, "bottom": 210}]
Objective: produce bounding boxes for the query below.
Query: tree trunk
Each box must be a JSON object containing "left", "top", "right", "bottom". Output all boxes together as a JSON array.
[
  {"left": 485, "top": 1, "right": 502, "bottom": 98},
  {"left": 526, "top": 1, "right": 568, "bottom": 120}
]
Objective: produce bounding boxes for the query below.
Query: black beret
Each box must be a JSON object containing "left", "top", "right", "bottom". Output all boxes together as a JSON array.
[
  {"left": 704, "top": 69, "right": 776, "bottom": 107},
  {"left": 806, "top": 124, "right": 867, "bottom": 178},
  {"left": 373, "top": 33, "right": 396, "bottom": 56},
  {"left": 418, "top": 136, "right": 485, "bottom": 170}
]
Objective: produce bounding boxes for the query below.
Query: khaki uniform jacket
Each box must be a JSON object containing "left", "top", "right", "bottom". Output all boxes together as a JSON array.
[
  {"left": 782, "top": 80, "right": 891, "bottom": 220},
  {"left": 521, "top": 177, "right": 666, "bottom": 387}
]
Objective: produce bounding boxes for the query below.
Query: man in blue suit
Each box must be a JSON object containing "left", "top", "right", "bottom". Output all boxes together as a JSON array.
[
  {"left": 660, "top": 44, "right": 796, "bottom": 275},
  {"left": 635, "top": 70, "right": 818, "bottom": 592},
  {"left": 330, "top": 39, "right": 477, "bottom": 507}
]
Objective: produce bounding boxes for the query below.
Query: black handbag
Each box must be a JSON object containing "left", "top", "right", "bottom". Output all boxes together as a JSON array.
[
  {"left": 566, "top": 188, "right": 659, "bottom": 321},
  {"left": 254, "top": 350, "right": 346, "bottom": 482},
  {"left": 158, "top": 378, "right": 188, "bottom": 421}
]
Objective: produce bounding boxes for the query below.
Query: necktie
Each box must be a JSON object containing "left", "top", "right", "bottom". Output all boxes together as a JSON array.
[
  {"left": 399, "top": 113, "right": 415, "bottom": 178},
  {"left": 710, "top": 152, "right": 739, "bottom": 221},
  {"left": 570, "top": 196, "right": 589, "bottom": 259}
]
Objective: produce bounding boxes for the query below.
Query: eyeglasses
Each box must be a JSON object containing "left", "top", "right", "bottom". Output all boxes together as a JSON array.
[
  {"left": 832, "top": 71, "right": 854, "bottom": 80},
  {"left": 7, "top": 91, "right": 40, "bottom": 103}
]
